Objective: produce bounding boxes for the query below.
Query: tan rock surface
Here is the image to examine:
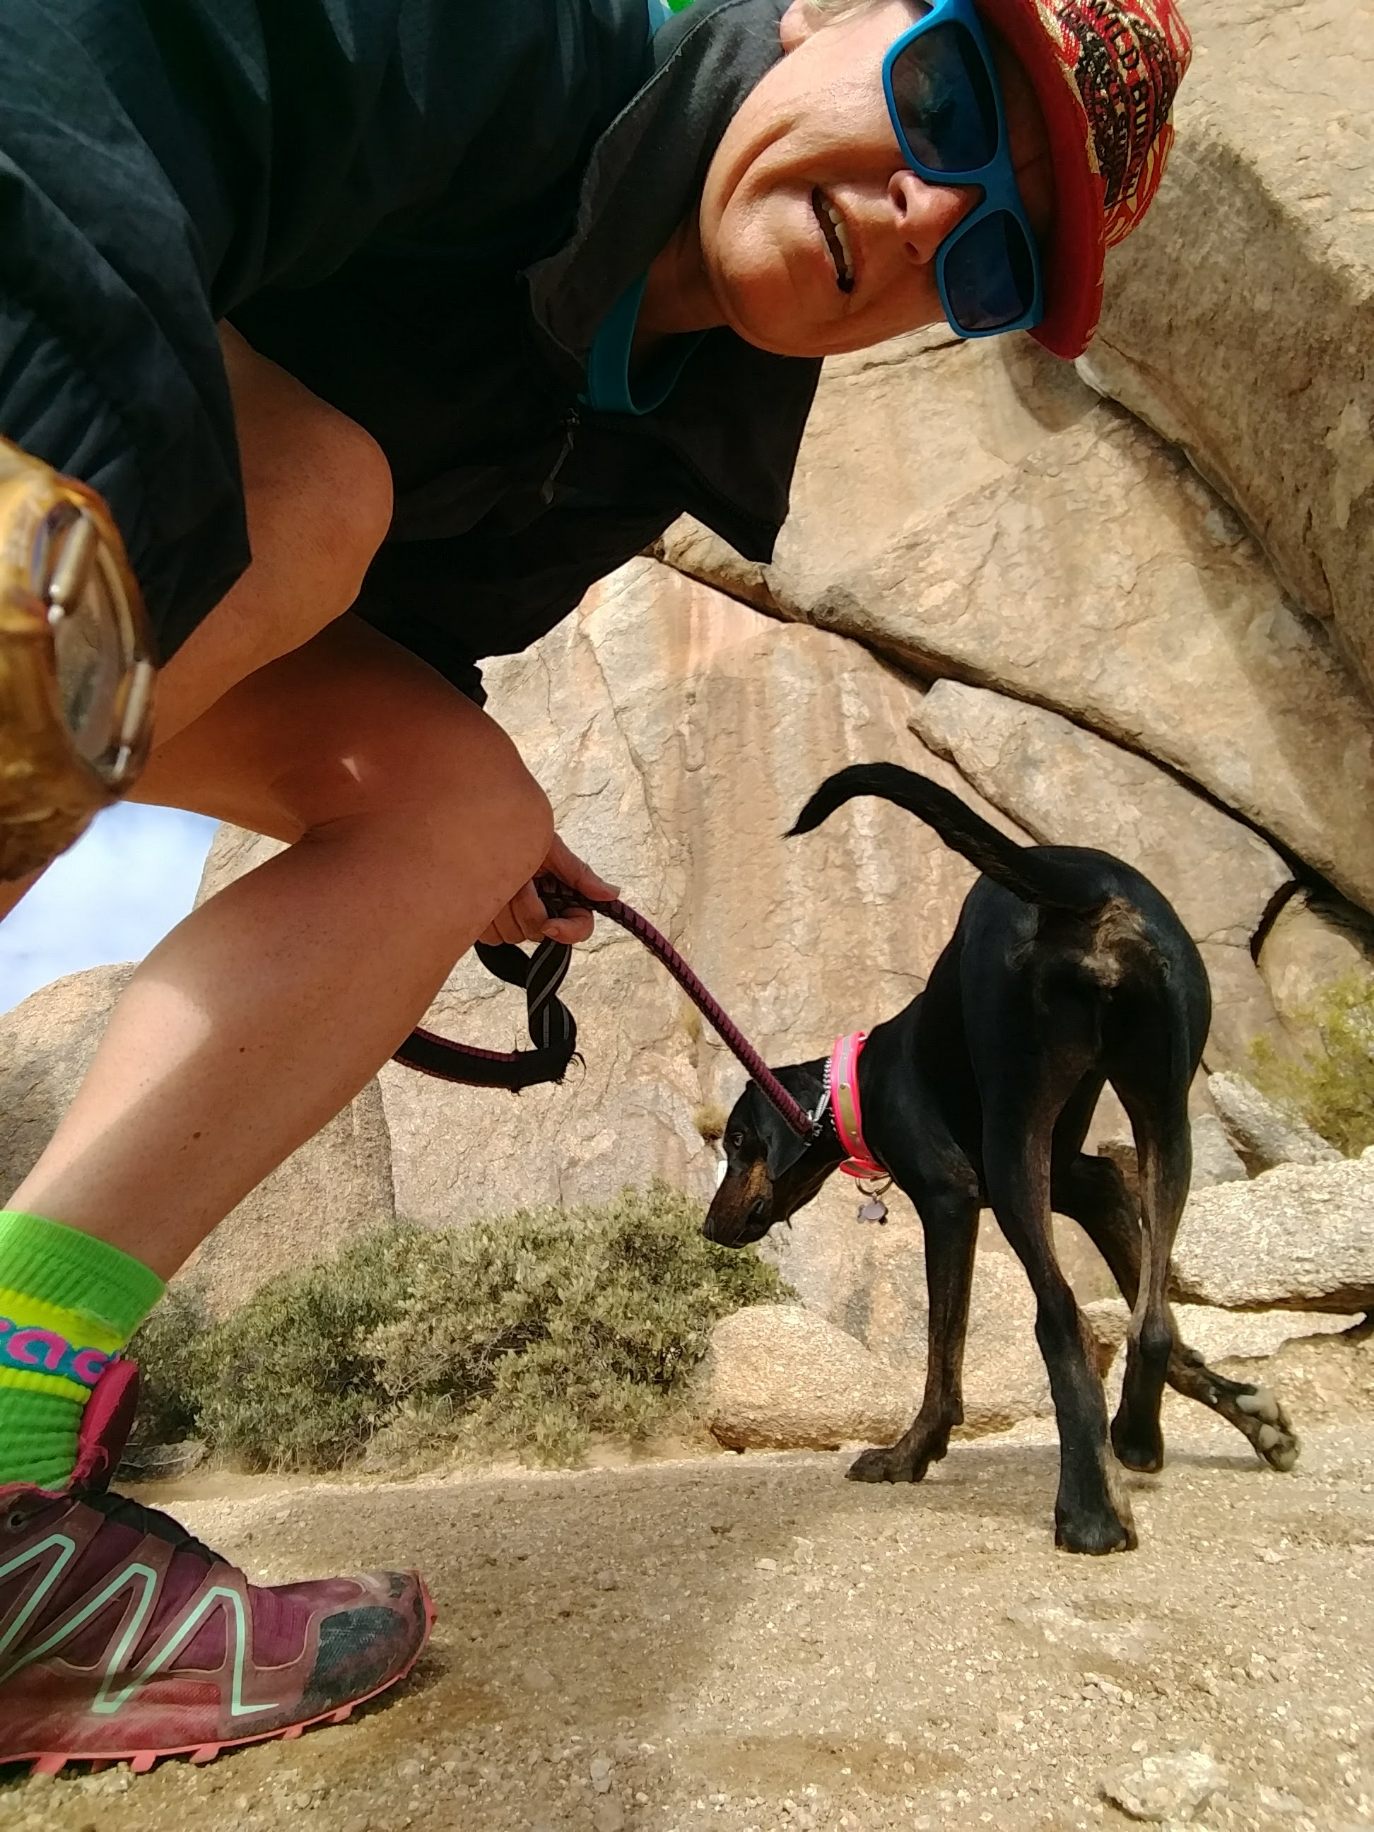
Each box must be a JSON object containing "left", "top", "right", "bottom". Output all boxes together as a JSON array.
[
  {"left": 1079, "top": 0, "right": 1374, "bottom": 697},
  {"left": 909, "top": 678, "right": 1292, "bottom": 1068},
  {"left": 1085, "top": 1299, "right": 1358, "bottom": 1370},
  {"left": 0, "top": 962, "right": 395, "bottom": 1317},
  {"left": 698, "top": 1304, "right": 914, "bottom": 1451},
  {"left": 1207, "top": 1071, "right": 1343, "bottom": 1174},
  {"left": 662, "top": 336, "right": 1374, "bottom": 914},
  {"left": 1171, "top": 1149, "right": 1374, "bottom": 1314}
]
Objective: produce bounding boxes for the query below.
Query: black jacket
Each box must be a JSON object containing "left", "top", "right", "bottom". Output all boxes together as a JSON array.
[{"left": 0, "top": 0, "right": 820, "bottom": 690}]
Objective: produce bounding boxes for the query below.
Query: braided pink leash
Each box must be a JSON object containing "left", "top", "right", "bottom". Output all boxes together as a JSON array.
[
  {"left": 393, "top": 877, "right": 819, "bottom": 1143},
  {"left": 587, "top": 893, "right": 817, "bottom": 1141}
]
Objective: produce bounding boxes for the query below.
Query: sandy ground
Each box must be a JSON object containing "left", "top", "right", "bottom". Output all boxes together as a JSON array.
[{"left": 6, "top": 1369, "right": 1374, "bottom": 1832}]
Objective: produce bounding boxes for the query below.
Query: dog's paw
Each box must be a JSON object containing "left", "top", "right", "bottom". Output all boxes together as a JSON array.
[
  {"left": 1110, "top": 1414, "right": 1165, "bottom": 1474},
  {"left": 1054, "top": 1506, "right": 1138, "bottom": 1555},
  {"left": 846, "top": 1445, "right": 919, "bottom": 1484},
  {"left": 1236, "top": 1385, "right": 1301, "bottom": 1473}
]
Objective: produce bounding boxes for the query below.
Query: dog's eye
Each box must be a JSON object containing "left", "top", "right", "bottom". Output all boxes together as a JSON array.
[{"left": 725, "top": 1130, "right": 743, "bottom": 1152}]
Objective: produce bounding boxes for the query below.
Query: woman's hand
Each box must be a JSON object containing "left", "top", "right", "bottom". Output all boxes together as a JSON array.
[{"left": 479, "top": 833, "right": 619, "bottom": 947}]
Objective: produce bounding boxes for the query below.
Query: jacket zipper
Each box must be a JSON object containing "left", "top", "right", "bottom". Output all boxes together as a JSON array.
[{"left": 540, "top": 405, "right": 580, "bottom": 505}]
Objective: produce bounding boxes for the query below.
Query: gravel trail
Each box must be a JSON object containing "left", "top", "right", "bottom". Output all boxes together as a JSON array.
[{"left": 7, "top": 1390, "right": 1374, "bottom": 1832}]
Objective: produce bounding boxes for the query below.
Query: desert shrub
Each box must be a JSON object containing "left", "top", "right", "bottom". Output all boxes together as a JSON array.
[
  {"left": 127, "top": 1286, "right": 212, "bottom": 1448},
  {"left": 191, "top": 1226, "right": 435, "bottom": 1471},
  {"left": 369, "top": 1183, "right": 787, "bottom": 1465},
  {"left": 1248, "top": 973, "right": 1374, "bottom": 1157},
  {"left": 128, "top": 1184, "right": 788, "bottom": 1473}
]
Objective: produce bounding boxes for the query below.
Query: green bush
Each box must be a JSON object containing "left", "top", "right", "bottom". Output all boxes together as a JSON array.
[
  {"left": 1248, "top": 972, "right": 1374, "bottom": 1157},
  {"left": 128, "top": 1286, "right": 211, "bottom": 1448},
  {"left": 128, "top": 1185, "right": 788, "bottom": 1474}
]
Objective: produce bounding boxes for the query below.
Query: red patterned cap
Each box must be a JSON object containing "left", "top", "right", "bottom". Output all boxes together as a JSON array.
[{"left": 978, "top": 0, "right": 1193, "bottom": 357}]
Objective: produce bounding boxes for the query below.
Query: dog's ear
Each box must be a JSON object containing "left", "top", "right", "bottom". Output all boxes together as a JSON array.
[
  {"left": 744, "top": 1063, "right": 826, "bottom": 1182},
  {"left": 762, "top": 1125, "right": 813, "bottom": 1181}
]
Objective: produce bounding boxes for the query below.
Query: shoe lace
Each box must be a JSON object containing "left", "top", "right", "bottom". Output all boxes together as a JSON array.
[{"left": 81, "top": 1488, "right": 220, "bottom": 1565}]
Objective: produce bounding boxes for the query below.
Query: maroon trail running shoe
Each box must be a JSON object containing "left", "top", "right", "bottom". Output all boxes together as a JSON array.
[{"left": 0, "top": 1359, "right": 434, "bottom": 1773}]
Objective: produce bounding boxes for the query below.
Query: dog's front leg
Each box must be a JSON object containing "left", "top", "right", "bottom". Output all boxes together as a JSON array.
[{"left": 848, "top": 1160, "right": 979, "bottom": 1486}]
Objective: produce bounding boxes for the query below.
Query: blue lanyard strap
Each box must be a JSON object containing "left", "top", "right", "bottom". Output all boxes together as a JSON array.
[
  {"left": 647, "top": 0, "right": 695, "bottom": 28},
  {"left": 582, "top": 274, "right": 706, "bottom": 416}
]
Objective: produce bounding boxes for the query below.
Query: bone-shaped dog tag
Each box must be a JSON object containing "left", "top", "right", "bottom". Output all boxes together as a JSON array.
[{"left": 857, "top": 1198, "right": 888, "bottom": 1224}]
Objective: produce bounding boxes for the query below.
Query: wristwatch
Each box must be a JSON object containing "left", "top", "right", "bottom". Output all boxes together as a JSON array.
[{"left": 0, "top": 436, "right": 156, "bottom": 880}]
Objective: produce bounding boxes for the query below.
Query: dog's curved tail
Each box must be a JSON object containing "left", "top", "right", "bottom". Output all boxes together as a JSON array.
[{"left": 789, "top": 763, "right": 1107, "bottom": 912}]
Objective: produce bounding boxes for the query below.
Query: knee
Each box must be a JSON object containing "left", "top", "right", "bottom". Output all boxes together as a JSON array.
[
  {"left": 283, "top": 410, "right": 393, "bottom": 618},
  {"left": 455, "top": 732, "right": 553, "bottom": 886},
  {"left": 232, "top": 340, "right": 394, "bottom": 648},
  {"left": 301, "top": 690, "right": 551, "bottom": 889}
]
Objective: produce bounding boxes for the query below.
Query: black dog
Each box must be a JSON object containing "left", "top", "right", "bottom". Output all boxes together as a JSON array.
[{"left": 704, "top": 763, "right": 1299, "bottom": 1553}]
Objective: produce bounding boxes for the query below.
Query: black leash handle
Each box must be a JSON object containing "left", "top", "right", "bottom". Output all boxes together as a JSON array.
[{"left": 391, "top": 878, "right": 818, "bottom": 1143}]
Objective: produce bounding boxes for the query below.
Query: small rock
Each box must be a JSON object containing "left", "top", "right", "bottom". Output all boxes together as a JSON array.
[
  {"left": 396, "top": 1759, "right": 424, "bottom": 1783},
  {"left": 1101, "top": 1751, "right": 1227, "bottom": 1822},
  {"left": 1189, "top": 1113, "right": 1249, "bottom": 1188},
  {"left": 1207, "top": 1073, "right": 1340, "bottom": 1172},
  {"left": 1257, "top": 1785, "right": 1307, "bottom": 1816},
  {"left": 592, "top": 1800, "right": 626, "bottom": 1832},
  {"left": 523, "top": 1662, "right": 557, "bottom": 1694},
  {"left": 115, "top": 1437, "right": 208, "bottom": 1482}
]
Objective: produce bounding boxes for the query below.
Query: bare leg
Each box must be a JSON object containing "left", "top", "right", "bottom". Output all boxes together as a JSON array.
[
  {"left": 8, "top": 616, "right": 550, "bottom": 1276},
  {"left": 145, "top": 324, "right": 395, "bottom": 747},
  {"left": 0, "top": 325, "right": 389, "bottom": 922}
]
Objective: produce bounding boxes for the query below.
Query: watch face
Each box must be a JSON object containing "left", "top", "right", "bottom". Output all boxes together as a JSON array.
[{"left": 39, "top": 504, "right": 132, "bottom": 780}]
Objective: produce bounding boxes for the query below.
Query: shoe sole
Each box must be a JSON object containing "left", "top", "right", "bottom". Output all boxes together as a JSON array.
[{"left": 8, "top": 1578, "right": 436, "bottom": 1777}]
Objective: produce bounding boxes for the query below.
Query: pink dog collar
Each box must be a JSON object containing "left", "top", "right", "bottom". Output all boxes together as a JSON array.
[{"left": 827, "top": 1031, "right": 885, "bottom": 1181}]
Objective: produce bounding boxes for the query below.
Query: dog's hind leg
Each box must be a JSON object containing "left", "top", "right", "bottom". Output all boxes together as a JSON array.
[
  {"left": 1107, "top": 1091, "right": 1192, "bottom": 1473},
  {"left": 984, "top": 1098, "right": 1136, "bottom": 1554},
  {"left": 847, "top": 1151, "right": 980, "bottom": 1487},
  {"left": 1053, "top": 1153, "right": 1300, "bottom": 1472}
]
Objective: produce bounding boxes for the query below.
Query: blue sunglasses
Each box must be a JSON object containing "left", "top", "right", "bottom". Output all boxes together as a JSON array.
[{"left": 881, "top": 0, "right": 1044, "bottom": 338}]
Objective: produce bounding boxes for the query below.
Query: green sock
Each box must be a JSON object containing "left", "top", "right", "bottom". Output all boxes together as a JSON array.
[{"left": 0, "top": 1210, "right": 165, "bottom": 1488}]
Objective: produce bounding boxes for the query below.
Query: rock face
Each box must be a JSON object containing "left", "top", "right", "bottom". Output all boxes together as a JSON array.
[
  {"left": 761, "top": 1198, "right": 1116, "bottom": 1437},
  {"left": 1078, "top": 0, "right": 1374, "bottom": 700},
  {"left": 699, "top": 1304, "right": 914, "bottom": 1452},
  {"left": 1188, "top": 1115, "right": 1249, "bottom": 1189},
  {"left": 0, "top": 964, "right": 136, "bottom": 1191},
  {"left": 378, "top": 559, "right": 1027, "bottom": 1229},
  {"left": 1258, "top": 890, "right": 1374, "bottom": 1048},
  {"left": 1206, "top": 1072, "right": 1342, "bottom": 1174},
  {"left": 0, "top": 962, "right": 396, "bottom": 1318},
  {"left": 1171, "top": 1150, "right": 1374, "bottom": 1314},
  {"left": 1084, "top": 1299, "right": 1357, "bottom": 1370},
  {"left": 662, "top": 333, "right": 1374, "bottom": 915},
  {"left": 909, "top": 678, "right": 1292, "bottom": 1069}
]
